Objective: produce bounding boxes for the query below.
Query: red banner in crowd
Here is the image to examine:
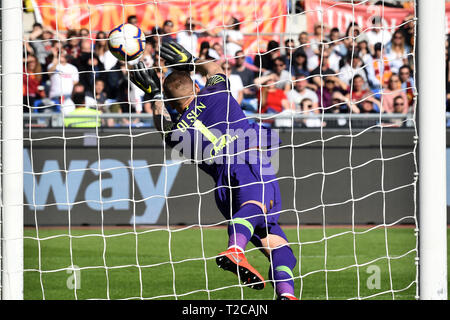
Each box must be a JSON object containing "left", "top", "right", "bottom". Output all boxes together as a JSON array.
[
  {"left": 304, "top": 0, "right": 415, "bottom": 34},
  {"left": 33, "top": 0, "right": 286, "bottom": 35}
]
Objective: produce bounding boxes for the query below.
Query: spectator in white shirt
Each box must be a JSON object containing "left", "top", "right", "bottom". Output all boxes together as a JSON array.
[
  {"left": 287, "top": 74, "right": 319, "bottom": 111},
  {"left": 218, "top": 16, "right": 244, "bottom": 57},
  {"left": 366, "top": 16, "right": 392, "bottom": 53},
  {"left": 47, "top": 46, "right": 79, "bottom": 103}
]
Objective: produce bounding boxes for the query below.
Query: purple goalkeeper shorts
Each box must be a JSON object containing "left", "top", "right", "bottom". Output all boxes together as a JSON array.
[{"left": 214, "top": 162, "right": 288, "bottom": 243}]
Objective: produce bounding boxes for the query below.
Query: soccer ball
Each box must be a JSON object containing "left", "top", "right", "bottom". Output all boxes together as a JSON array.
[{"left": 108, "top": 23, "right": 146, "bottom": 61}]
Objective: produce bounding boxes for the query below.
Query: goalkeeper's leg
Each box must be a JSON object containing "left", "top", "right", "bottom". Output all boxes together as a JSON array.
[
  {"left": 216, "top": 202, "right": 267, "bottom": 290},
  {"left": 257, "top": 231, "right": 298, "bottom": 300}
]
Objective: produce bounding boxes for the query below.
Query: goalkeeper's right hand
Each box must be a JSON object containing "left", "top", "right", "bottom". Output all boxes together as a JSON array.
[
  {"left": 160, "top": 41, "right": 195, "bottom": 72},
  {"left": 130, "top": 61, "right": 162, "bottom": 99}
]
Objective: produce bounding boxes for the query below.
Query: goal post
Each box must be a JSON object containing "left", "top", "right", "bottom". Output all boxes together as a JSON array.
[
  {"left": 417, "top": 0, "right": 448, "bottom": 300},
  {"left": 0, "top": 0, "right": 24, "bottom": 300}
]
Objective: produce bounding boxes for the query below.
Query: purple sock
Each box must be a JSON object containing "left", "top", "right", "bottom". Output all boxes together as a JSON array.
[
  {"left": 227, "top": 203, "right": 264, "bottom": 250},
  {"left": 269, "top": 245, "right": 297, "bottom": 296}
]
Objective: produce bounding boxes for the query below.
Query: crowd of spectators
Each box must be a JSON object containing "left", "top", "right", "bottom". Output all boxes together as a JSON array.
[{"left": 23, "top": 13, "right": 416, "bottom": 128}]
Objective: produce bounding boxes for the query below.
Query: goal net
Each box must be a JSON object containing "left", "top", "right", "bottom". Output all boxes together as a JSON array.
[{"left": 1, "top": 0, "right": 433, "bottom": 300}]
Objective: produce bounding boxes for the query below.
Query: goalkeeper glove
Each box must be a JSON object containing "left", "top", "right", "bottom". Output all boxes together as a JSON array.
[
  {"left": 160, "top": 41, "right": 196, "bottom": 72},
  {"left": 130, "top": 61, "right": 162, "bottom": 99}
]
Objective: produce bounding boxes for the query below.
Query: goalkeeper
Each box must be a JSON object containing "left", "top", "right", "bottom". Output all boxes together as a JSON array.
[{"left": 130, "top": 42, "right": 298, "bottom": 300}]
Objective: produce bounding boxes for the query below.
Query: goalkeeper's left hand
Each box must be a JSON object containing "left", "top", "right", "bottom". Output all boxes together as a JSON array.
[
  {"left": 130, "top": 61, "right": 162, "bottom": 99},
  {"left": 160, "top": 41, "right": 195, "bottom": 72}
]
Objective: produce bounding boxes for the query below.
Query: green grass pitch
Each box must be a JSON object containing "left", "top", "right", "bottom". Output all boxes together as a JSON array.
[{"left": 24, "top": 225, "right": 433, "bottom": 300}]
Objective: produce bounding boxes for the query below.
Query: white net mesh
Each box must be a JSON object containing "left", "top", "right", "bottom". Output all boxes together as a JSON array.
[{"left": 17, "top": 0, "right": 419, "bottom": 300}]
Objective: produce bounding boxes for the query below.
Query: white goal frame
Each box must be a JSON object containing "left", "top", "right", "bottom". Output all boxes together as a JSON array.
[{"left": 0, "top": 0, "right": 447, "bottom": 300}]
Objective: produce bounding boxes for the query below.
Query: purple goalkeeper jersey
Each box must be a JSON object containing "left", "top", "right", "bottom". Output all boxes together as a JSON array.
[{"left": 166, "top": 73, "right": 280, "bottom": 183}]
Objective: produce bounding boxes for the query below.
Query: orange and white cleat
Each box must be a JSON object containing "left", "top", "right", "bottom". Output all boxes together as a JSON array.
[
  {"left": 216, "top": 247, "right": 265, "bottom": 290},
  {"left": 277, "top": 293, "right": 299, "bottom": 300}
]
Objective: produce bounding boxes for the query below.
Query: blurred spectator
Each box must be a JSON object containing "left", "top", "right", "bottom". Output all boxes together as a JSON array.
[
  {"left": 310, "top": 22, "right": 329, "bottom": 55},
  {"left": 399, "top": 14, "right": 415, "bottom": 49},
  {"left": 127, "top": 15, "right": 138, "bottom": 26},
  {"left": 210, "top": 42, "right": 225, "bottom": 62},
  {"left": 76, "top": 39, "right": 105, "bottom": 95},
  {"left": 262, "top": 57, "right": 293, "bottom": 92},
  {"left": 309, "top": 48, "right": 338, "bottom": 91},
  {"left": 94, "top": 31, "right": 116, "bottom": 71},
  {"left": 64, "top": 30, "right": 81, "bottom": 64},
  {"left": 256, "top": 76, "right": 290, "bottom": 115},
  {"left": 47, "top": 45, "right": 79, "bottom": 104},
  {"left": 295, "top": 31, "right": 317, "bottom": 71},
  {"left": 176, "top": 18, "right": 214, "bottom": 56},
  {"left": 79, "top": 28, "right": 90, "bottom": 40},
  {"left": 27, "top": 23, "right": 55, "bottom": 66},
  {"left": 341, "top": 22, "right": 363, "bottom": 59},
  {"left": 161, "top": 20, "right": 175, "bottom": 43},
  {"left": 61, "top": 82, "right": 95, "bottom": 114},
  {"left": 281, "top": 38, "right": 296, "bottom": 70},
  {"left": 287, "top": 74, "right": 319, "bottom": 111},
  {"left": 358, "top": 94, "right": 381, "bottom": 114},
  {"left": 23, "top": 54, "right": 45, "bottom": 113},
  {"left": 300, "top": 98, "right": 325, "bottom": 128},
  {"left": 291, "top": 51, "right": 309, "bottom": 77},
  {"left": 347, "top": 74, "right": 370, "bottom": 103},
  {"left": 398, "top": 64, "right": 415, "bottom": 106},
  {"left": 253, "top": 40, "right": 281, "bottom": 73},
  {"left": 317, "top": 76, "right": 348, "bottom": 112},
  {"left": 232, "top": 50, "right": 258, "bottom": 112},
  {"left": 222, "top": 62, "right": 244, "bottom": 104},
  {"left": 218, "top": 16, "right": 244, "bottom": 57},
  {"left": 372, "top": 42, "right": 392, "bottom": 89},
  {"left": 366, "top": 16, "right": 392, "bottom": 52},
  {"left": 381, "top": 74, "right": 409, "bottom": 114},
  {"left": 64, "top": 90, "right": 102, "bottom": 128},
  {"left": 141, "top": 38, "right": 156, "bottom": 68},
  {"left": 198, "top": 41, "right": 216, "bottom": 61},
  {"left": 385, "top": 29, "right": 411, "bottom": 74},
  {"left": 338, "top": 51, "right": 368, "bottom": 87}
]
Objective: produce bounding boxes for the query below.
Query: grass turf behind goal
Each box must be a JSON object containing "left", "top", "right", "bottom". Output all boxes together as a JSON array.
[{"left": 24, "top": 226, "right": 424, "bottom": 300}]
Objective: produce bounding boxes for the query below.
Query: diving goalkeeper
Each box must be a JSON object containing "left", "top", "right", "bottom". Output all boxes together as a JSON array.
[{"left": 130, "top": 42, "right": 298, "bottom": 300}]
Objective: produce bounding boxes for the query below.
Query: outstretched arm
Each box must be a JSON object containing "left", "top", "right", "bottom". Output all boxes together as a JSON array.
[
  {"left": 160, "top": 41, "right": 224, "bottom": 81},
  {"left": 130, "top": 61, "right": 173, "bottom": 137}
]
